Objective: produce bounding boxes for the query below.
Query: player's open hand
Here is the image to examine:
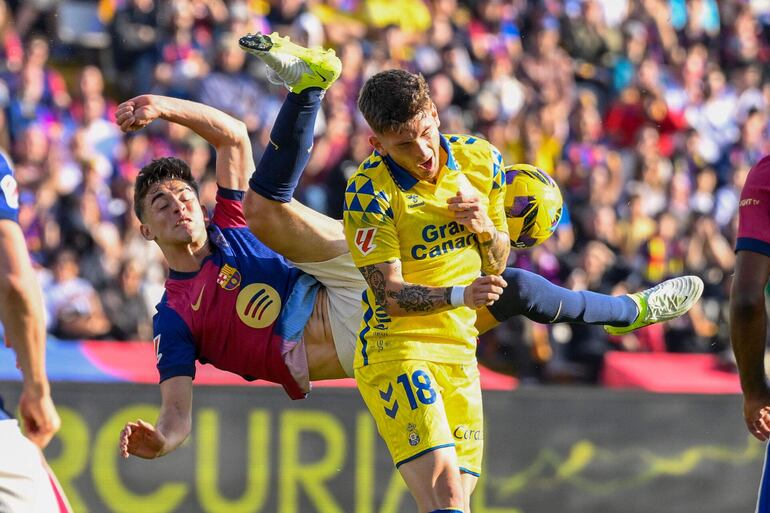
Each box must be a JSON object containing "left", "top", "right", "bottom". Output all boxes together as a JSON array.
[
  {"left": 18, "top": 385, "right": 61, "bottom": 449},
  {"left": 116, "top": 95, "right": 163, "bottom": 133},
  {"left": 120, "top": 419, "right": 166, "bottom": 459},
  {"left": 464, "top": 275, "right": 507, "bottom": 308},
  {"left": 447, "top": 191, "right": 494, "bottom": 236},
  {"left": 744, "top": 392, "right": 770, "bottom": 441}
]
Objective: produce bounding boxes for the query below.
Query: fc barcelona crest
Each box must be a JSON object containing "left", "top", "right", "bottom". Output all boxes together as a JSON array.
[{"left": 217, "top": 264, "right": 242, "bottom": 290}]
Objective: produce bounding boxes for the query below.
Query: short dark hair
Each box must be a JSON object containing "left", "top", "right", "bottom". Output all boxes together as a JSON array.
[
  {"left": 133, "top": 157, "right": 199, "bottom": 221},
  {"left": 357, "top": 69, "right": 432, "bottom": 134}
]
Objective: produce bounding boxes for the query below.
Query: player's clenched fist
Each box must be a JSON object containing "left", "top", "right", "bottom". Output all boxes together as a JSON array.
[
  {"left": 447, "top": 191, "right": 495, "bottom": 236},
  {"left": 116, "top": 95, "right": 163, "bottom": 133},
  {"left": 119, "top": 419, "right": 167, "bottom": 459},
  {"left": 463, "top": 275, "right": 507, "bottom": 308}
]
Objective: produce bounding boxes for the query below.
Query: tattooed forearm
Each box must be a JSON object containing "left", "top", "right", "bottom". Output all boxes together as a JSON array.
[
  {"left": 360, "top": 260, "right": 453, "bottom": 316},
  {"left": 359, "top": 265, "right": 387, "bottom": 307},
  {"left": 479, "top": 230, "right": 510, "bottom": 275},
  {"left": 387, "top": 285, "right": 449, "bottom": 312}
]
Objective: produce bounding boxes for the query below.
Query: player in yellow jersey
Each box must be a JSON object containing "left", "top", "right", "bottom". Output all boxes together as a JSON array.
[{"left": 343, "top": 69, "right": 510, "bottom": 513}]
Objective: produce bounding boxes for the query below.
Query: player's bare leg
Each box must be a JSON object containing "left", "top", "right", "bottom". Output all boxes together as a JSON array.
[
  {"left": 245, "top": 194, "right": 348, "bottom": 263},
  {"left": 397, "top": 447, "right": 466, "bottom": 513},
  {"left": 240, "top": 32, "right": 346, "bottom": 263},
  {"left": 460, "top": 473, "right": 478, "bottom": 513}
]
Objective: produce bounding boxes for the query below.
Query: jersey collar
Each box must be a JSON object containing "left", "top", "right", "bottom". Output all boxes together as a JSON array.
[{"left": 379, "top": 134, "right": 458, "bottom": 191}]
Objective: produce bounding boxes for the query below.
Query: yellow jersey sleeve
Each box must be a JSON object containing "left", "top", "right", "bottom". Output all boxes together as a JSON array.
[
  {"left": 343, "top": 172, "right": 400, "bottom": 267},
  {"left": 488, "top": 143, "right": 508, "bottom": 235}
]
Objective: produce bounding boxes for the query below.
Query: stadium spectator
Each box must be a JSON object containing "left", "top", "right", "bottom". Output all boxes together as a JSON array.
[
  {"left": 101, "top": 259, "right": 152, "bottom": 341},
  {"left": 44, "top": 249, "right": 110, "bottom": 340}
]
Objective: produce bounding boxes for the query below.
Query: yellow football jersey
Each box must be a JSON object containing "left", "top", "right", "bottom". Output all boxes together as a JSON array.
[{"left": 343, "top": 134, "right": 507, "bottom": 369}]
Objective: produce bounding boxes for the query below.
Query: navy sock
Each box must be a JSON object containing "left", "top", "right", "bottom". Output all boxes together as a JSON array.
[
  {"left": 248, "top": 88, "right": 324, "bottom": 202},
  {"left": 487, "top": 267, "right": 638, "bottom": 326}
]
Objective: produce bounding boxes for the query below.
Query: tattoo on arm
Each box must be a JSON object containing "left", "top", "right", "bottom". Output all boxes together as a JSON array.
[
  {"left": 387, "top": 285, "right": 448, "bottom": 312},
  {"left": 479, "top": 230, "right": 509, "bottom": 274},
  {"left": 359, "top": 265, "right": 387, "bottom": 307},
  {"left": 359, "top": 262, "right": 451, "bottom": 313}
]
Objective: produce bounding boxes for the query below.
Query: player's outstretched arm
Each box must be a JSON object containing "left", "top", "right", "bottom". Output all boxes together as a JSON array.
[
  {"left": 115, "top": 95, "right": 254, "bottom": 190},
  {"left": 731, "top": 249, "right": 770, "bottom": 441},
  {"left": 447, "top": 191, "right": 509, "bottom": 275},
  {"left": 120, "top": 376, "right": 193, "bottom": 459},
  {"left": 358, "top": 259, "right": 507, "bottom": 317},
  {"left": 0, "top": 220, "right": 60, "bottom": 449}
]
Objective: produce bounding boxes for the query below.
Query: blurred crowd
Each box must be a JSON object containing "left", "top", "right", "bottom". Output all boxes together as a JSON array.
[{"left": 0, "top": 0, "right": 768, "bottom": 383}]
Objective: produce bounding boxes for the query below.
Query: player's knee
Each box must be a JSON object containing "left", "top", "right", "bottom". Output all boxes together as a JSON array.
[{"left": 432, "top": 474, "right": 465, "bottom": 511}]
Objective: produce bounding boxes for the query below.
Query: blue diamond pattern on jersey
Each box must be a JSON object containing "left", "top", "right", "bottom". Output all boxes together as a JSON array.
[
  {"left": 344, "top": 175, "right": 393, "bottom": 220},
  {"left": 491, "top": 147, "right": 504, "bottom": 190}
]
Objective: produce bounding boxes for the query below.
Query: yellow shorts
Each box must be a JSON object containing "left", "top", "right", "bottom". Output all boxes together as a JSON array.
[{"left": 355, "top": 359, "right": 484, "bottom": 476}]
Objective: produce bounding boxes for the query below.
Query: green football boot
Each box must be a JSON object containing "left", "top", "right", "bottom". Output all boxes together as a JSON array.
[
  {"left": 604, "top": 275, "right": 704, "bottom": 335},
  {"left": 238, "top": 32, "right": 341, "bottom": 93}
]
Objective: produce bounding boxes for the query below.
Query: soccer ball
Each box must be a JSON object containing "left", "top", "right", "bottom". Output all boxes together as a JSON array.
[{"left": 504, "top": 164, "right": 563, "bottom": 249}]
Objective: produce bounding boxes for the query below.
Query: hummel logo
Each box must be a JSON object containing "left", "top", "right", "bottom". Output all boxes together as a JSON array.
[{"left": 191, "top": 284, "right": 206, "bottom": 311}]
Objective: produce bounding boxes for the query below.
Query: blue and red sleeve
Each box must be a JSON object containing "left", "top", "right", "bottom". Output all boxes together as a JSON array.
[
  {"left": 154, "top": 304, "right": 197, "bottom": 383},
  {"left": 212, "top": 187, "right": 247, "bottom": 229},
  {"left": 736, "top": 155, "right": 770, "bottom": 257}
]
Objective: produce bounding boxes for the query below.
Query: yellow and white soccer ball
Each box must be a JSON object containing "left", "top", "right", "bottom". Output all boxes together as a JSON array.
[{"left": 503, "top": 164, "right": 563, "bottom": 249}]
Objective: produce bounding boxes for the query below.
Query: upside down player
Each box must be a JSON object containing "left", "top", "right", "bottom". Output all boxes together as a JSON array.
[
  {"left": 0, "top": 152, "right": 72, "bottom": 512},
  {"left": 119, "top": 33, "right": 704, "bottom": 465},
  {"left": 729, "top": 155, "right": 770, "bottom": 512}
]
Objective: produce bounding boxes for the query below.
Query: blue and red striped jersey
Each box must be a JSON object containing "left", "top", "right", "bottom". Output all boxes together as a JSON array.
[{"left": 153, "top": 188, "right": 319, "bottom": 399}]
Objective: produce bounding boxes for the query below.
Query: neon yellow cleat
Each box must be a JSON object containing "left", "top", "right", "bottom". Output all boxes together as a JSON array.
[
  {"left": 604, "top": 275, "right": 704, "bottom": 335},
  {"left": 238, "top": 32, "right": 341, "bottom": 93}
]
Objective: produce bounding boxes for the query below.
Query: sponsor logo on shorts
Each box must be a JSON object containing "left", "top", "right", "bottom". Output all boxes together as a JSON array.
[
  {"left": 407, "top": 423, "right": 420, "bottom": 446},
  {"left": 453, "top": 426, "right": 483, "bottom": 441},
  {"left": 740, "top": 198, "right": 760, "bottom": 207}
]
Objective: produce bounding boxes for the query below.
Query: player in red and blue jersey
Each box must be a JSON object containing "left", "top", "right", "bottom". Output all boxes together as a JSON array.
[
  {"left": 0, "top": 152, "right": 72, "bottom": 512},
  {"left": 730, "top": 155, "right": 770, "bottom": 512},
  {"left": 118, "top": 33, "right": 350, "bottom": 459}
]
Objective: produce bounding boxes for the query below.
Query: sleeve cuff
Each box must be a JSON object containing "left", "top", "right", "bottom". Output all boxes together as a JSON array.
[
  {"left": 735, "top": 237, "right": 770, "bottom": 258},
  {"left": 159, "top": 365, "right": 196, "bottom": 383},
  {"left": 217, "top": 187, "right": 245, "bottom": 201}
]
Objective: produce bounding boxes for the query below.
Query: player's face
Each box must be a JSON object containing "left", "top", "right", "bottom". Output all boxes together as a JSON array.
[
  {"left": 139, "top": 179, "right": 207, "bottom": 246},
  {"left": 370, "top": 103, "right": 442, "bottom": 183}
]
